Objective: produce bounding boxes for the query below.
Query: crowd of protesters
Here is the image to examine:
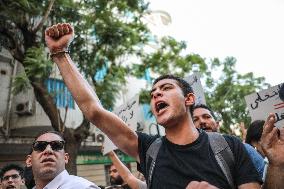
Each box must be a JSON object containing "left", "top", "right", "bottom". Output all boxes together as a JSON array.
[{"left": 1, "top": 22, "right": 284, "bottom": 189}]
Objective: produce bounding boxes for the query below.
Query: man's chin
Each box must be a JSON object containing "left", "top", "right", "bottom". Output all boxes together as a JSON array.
[{"left": 38, "top": 168, "right": 57, "bottom": 179}]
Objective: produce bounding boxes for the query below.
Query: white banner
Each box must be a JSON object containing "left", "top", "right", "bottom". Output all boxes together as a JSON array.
[
  {"left": 245, "top": 83, "right": 284, "bottom": 128},
  {"left": 103, "top": 94, "right": 142, "bottom": 154},
  {"left": 185, "top": 73, "right": 206, "bottom": 105}
]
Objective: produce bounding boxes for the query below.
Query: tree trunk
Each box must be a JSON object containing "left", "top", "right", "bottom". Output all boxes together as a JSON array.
[
  {"left": 64, "top": 118, "right": 90, "bottom": 175},
  {"left": 64, "top": 128, "right": 81, "bottom": 175}
]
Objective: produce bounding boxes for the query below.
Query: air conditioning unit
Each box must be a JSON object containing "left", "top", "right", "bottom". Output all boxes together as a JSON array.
[{"left": 15, "top": 101, "right": 34, "bottom": 116}]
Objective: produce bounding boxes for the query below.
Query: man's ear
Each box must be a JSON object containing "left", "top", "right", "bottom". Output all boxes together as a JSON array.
[
  {"left": 26, "top": 155, "right": 32, "bottom": 167},
  {"left": 21, "top": 178, "right": 25, "bottom": 185},
  {"left": 64, "top": 153, "right": 69, "bottom": 164},
  {"left": 216, "top": 121, "right": 221, "bottom": 131},
  {"left": 185, "top": 93, "right": 195, "bottom": 106}
]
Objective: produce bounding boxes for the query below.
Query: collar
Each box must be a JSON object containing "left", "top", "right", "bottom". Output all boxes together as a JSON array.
[{"left": 42, "top": 170, "right": 68, "bottom": 189}]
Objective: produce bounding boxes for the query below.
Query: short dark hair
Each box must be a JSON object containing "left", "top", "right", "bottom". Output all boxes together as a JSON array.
[
  {"left": 192, "top": 104, "right": 217, "bottom": 120},
  {"left": 153, "top": 75, "right": 194, "bottom": 96},
  {"left": 245, "top": 120, "right": 265, "bottom": 145},
  {"left": 33, "top": 130, "right": 64, "bottom": 143},
  {"left": 0, "top": 163, "right": 24, "bottom": 181}
]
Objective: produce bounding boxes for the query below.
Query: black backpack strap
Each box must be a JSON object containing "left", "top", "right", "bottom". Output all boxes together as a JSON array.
[
  {"left": 145, "top": 137, "right": 162, "bottom": 189},
  {"left": 207, "top": 132, "right": 236, "bottom": 189}
]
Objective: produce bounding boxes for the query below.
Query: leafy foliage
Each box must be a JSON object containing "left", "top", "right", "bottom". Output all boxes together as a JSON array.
[
  {"left": 23, "top": 45, "right": 53, "bottom": 81},
  {"left": 12, "top": 45, "right": 52, "bottom": 94},
  {"left": 204, "top": 57, "right": 269, "bottom": 133},
  {"left": 12, "top": 72, "right": 31, "bottom": 95}
]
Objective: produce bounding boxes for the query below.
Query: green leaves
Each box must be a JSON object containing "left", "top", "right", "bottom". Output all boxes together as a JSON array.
[
  {"left": 23, "top": 45, "right": 53, "bottom": 81},
  {"left": 12, "top": 72, "right": 31, "bottom": 95},
  {"left": 12, "top": 45, "right": 52, "bottom": 95},
  {"left": 205, "top": 57, "right": 269, "bottom": 133}
]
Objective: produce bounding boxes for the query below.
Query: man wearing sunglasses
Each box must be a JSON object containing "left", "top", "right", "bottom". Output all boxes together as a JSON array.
[
  {"left": 26, "top": 131, "right": 100, "bottom": 189},
  {"left": 0, "top": 163, "right": 25, "bottom": 189}
]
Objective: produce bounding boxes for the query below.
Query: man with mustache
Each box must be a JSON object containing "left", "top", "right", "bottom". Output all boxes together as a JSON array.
[
  {"left": 0, "top": 164, "right": 25, "bottom": 189},
  {"left": 108, "top": 164, "right": 127, "bottom": 189},
  {"left": 25, "top": 131, "right": 99, "bottom": 189}
]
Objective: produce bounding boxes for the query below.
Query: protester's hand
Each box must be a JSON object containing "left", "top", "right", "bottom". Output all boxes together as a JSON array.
[
  {"left": 101, "top": 145, "right": 114, "bottom": 157},
  {"left": 106, "top": 151, "right": 115, "bottom": 157},
  {"left": 45, "top": 23, "right": 74, "bottom": 53},
  {"left": 260, "top": 113, "right": 284, "bottom": 167},
  {"left": 186, "top": 181, "right": 219, "bottom": 189}
]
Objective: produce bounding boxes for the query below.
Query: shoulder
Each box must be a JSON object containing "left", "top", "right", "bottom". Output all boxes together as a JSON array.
[
  {"left": 136, "top": 131, "right": 160, "bottom": 150},
  {"left": 136, "top": 132, "right": 161, "bottom": 175},
  {"left": 63, "top": 175, "right": 99, "bottom": 188},
  {"left": 222, "top": 134, "right": 243, "bottom": 147}
]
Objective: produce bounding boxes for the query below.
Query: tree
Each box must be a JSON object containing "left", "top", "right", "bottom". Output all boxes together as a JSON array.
[
  {"left": 204, "top": 57, "right": 269, "bottom": 134},
  {"left": 0, "top": 0, "right": 207, "bottom": 174},
  {"left": 0, "top": 0, "right": 150, "bottom": 174}
]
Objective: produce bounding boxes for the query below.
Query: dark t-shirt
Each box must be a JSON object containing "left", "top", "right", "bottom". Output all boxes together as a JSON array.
[{"left": 137, "top": 130, "right": 261, "bottom": 189}]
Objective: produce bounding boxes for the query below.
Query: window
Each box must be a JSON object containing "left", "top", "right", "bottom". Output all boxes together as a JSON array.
[
  {"left": 0, "top": 69, "right": 7, "bottom": 75},
  {"left": 45, "top": 78, "right": 75, "bottom": 109}
]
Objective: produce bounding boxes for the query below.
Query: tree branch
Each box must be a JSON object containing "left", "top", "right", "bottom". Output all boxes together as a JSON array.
[
  {"left": 32, "top": 0, "right": 55, "bottom": 33},
  {"left": 31, "top": 81, "right": 63, "bottom": 131},
  {"left": 0, "top": 20, "right": 25, "bottom": 62}
]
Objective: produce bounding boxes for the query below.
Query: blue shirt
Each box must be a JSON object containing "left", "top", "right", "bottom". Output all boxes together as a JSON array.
[{"left": 244, "top": 143, "right": 265, "bottom": 178}]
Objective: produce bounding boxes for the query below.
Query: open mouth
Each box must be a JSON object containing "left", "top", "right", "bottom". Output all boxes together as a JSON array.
[
  {"left": 155, "top": 101, "right": 169, "bottom": 113},
  {"left": 6, "top": 186, "right": 16, "bottom": 189},
  {"left": 41, "top": 158, "right": 55, "bottom": 163}
]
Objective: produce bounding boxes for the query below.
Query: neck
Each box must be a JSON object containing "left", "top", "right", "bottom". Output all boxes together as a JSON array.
[
  {"left": 34, "top": 170, "right": 64, "bottom": 189},
  {"left": 35, "top": 179, "right": 52, "bottom": 189},
  {"left": 165, "top": 114, "right": 199, "bottom": 145}
]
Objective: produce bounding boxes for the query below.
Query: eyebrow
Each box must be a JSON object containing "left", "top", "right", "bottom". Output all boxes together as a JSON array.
[
  {"left": 150, "top": 83, "right": 174, "bottom": 95},
  {"left": 193, "top": 113, "right": 212, "bottom": 118}
]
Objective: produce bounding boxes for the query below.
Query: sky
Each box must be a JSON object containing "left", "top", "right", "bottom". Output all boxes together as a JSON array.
[{"left": 148, "top": 0, "right": 284, "bottom": 86}]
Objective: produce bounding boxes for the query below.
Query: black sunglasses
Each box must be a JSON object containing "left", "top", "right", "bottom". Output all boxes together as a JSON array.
[{"left": 32, "top": 140, "right": 65, "bottom": 152}]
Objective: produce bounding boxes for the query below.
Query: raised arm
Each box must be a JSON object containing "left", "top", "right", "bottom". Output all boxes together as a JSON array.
[
  {"left": 107, "top": 151, "right": 146, "bottom": 189},
  {"left": 260, "top": 113, "right": 284, "bottom": 189},
  {"left": 45, "top": 23, "right": 139, "bottom": 160}
]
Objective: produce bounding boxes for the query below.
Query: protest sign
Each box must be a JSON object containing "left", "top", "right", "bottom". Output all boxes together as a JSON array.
[
  {"left": 185, "top": 73, "right": 206, "bottom": 105},
  {"left": 103, "top": 94, "right": 142, "bottom": 154},
  {"left": 245, "top": 83, "right": 284, "bottom": 128}
]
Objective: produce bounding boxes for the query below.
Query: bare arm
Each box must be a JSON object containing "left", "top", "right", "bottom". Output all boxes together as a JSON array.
[
  {"left": 238, "top": 183, "right": 260, "bottom": 189},
  {"left": 45, "top": 23, "right": 139, "bottom": 160},
  {"left": 186, "top": 181, "right": 219, "bottom": 189},
  {"left": 107, "top": 151, "right": 146, "bottom": 189},
  {"left": 260, "top": 114, "right": 284, "bottom": 189}
]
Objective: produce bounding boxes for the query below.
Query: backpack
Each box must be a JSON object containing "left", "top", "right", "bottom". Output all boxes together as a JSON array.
[{"left": 145, "top": 132, "right": 235, "bottom": 189}]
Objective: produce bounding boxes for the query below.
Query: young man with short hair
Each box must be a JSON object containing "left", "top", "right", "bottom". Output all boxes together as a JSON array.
[{"left": 0, "top": 163, "right": 25, "bottom": 189}]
